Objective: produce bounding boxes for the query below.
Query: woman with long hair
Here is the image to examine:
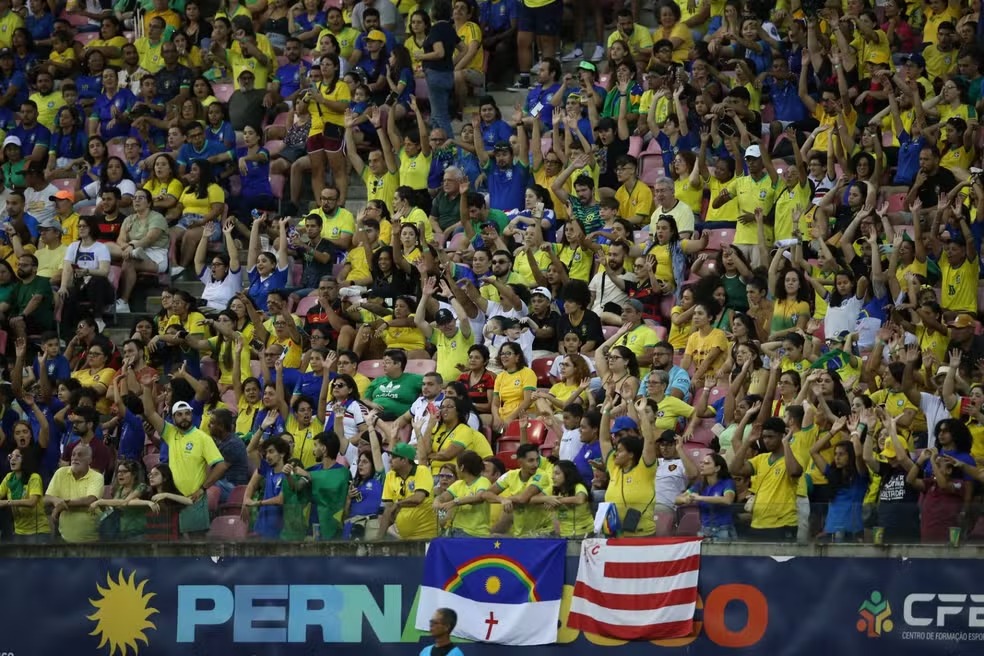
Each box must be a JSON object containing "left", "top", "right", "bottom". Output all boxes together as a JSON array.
[
  {"left": 675, "top": 453, "right": 736, "bottom": 542},
  {"left": 503, "top": 184, "right": 556, "bottom": 249},
  {"left": 595, "top": 329, "right": 640, "bottom": 417},
  {"left": 306, "top": 52, "right": 351, "bottom": 203},
  {"left": 47, "top": 106, "right": 89, "bottom": 180},
  {"left": 457, "top": 344, "right": 495, "bottom": 421},
  {"left": 433, "top": 450, "right": 492, "bottom": 537},
  {"left": 89, "top": 459, "right": 150, "bottom": 540},
  {"left": 232, "top": 124, "right": 277, "bottom": 225},
  {"left": 319, "top": 372, "right": 366, "bottom": 465},
  {"left": 205, "top": 102, "right": 236, "bottom": 151},
  {"left": 424, "top": 395, "right": 492, "bottom": 473},
  {"left": 385, "top": 45, "right": 415, "bottom": 120},
  {"left": 0, "top": 444, "right": 49, "bottom": 541},
  {"left": 182, "top": 1, "right": 213, "bottom": 48},
  {"left": 680, "top": 299, "right": 729, "bottom": 383},
  {"left": 406, "top": 9, "right": 432, "bottom": 77},
  {"left": 58, "top": 215, "right": 114, "bottom": 331},
  {"left": 811, "top": 424, "right": 867, "bottom": 542},
  {"left": 78, "top": 136, "right": 108, "bottom": 191},
  {"left": 600, "top": 398, "right": 660, "bottom": 536},
  {"left": 491, "top": 342, "right": 537, "bottom": 432},
  {"left": 767, "top": 259, "right": 811, "bottom": 340},
  {"left": 142, "top": 153, "right": 183, "bottom": 223},
  {"left": 78, "top": 155, "right": 137, "bottom": 210},
  {"left": 131, "top": 463, "right": 193, "bottom": 541},
  {"left": 645, "top": 214, "right": 706, "bottom": 299},
  {"left": 344, "top": 423, "right": 386, "bottom": 539},
  {"left": 175, "top": 160, "right": 226, "bottom": 272},
  {"left": 533, "top": 460, "right": 592, "bottom": 538},
  {"left": 534, "top": 354, "right": 590, "bottom": 416},
  {"left": 77, "top": 50, "right": 107, "bottom": 101}
]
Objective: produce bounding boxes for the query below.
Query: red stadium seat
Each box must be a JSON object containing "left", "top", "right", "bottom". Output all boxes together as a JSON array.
[
  {"left": 499, "top": 419, "right": 547, "bottom": 446},
  {"left": 495, "top": 441, "right": 520, "bottom": 469},
  {"left": 358, "top": 359, "right": 386, "bottom": 379},
  {"left": 142, "top": 452, "right": 160, "bottom": 473},
  {"left": 689, "top": 419, "right": 717, "bottom": 447},
  {"left": 884, "top": 193, "right": 907, "bottom": 214},
  {"left": 219, "top": 485, "right": 248, "bottom": 516},
  {"left": 703, "top": 228, "right": 735, "bottom": 252},
  {"left": 206, "top": 485, "right": 221, "bottom": 513},
  {"left": 265, "top": 139, "right": 285, "bottom": 157},
  {"left": 676, "top": 507, "right": 701, "bottom": 536},
  {"left": 654, "top": 512, "right": 675, "bottom": 536},
  {"left": 213, "top": 83, "right": 234, "bottom": 103},
  {"left": 531, "top": 356, "right": 555, "bottom": 388},
  {"left": 295, "top": 295, "right": 319, "bottom": 317},
  {"left": 208, "top": 516, "right": 248, "bottom": 540},
  {"left": 405, "top": 359, "right": 437, "bottom": 375}
]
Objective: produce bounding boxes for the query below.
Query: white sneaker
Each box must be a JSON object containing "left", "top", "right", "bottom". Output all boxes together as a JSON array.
[
  {"left": 590, "top": 44, "right": 605, "bottom": 61},
  {"left": 530, "top": 61, "right": 541, "bottom": 74},
  {"left": 561, "top": 47, "right": 583, "bottom": 62},
  {"left": 507, "top": 78, "right": 531, "bottom": 92},
  {"left": 115, "top": 299, "right": 131, "bottom": 313},
  {"left": 95, "top": 318, "right": 106, "bottom": 333},
  {"left": 170, "top": 265, "right": 185, "bottom": 279}
]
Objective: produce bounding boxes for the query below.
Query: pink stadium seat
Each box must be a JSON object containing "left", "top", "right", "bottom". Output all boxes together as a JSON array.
[
  {"left": 448, "top": 231, "right": 470, "bottom": 251},
  {"left": 707, "top": 384, "right": 728, "bottom": 406},
  {"left": 676, "top": 507, "right": 701, "bottom": 536},
  {"left": 405, "top": 359, "right": 437, "bottom": 375},
  {"left": 270, "top": 174, "right": 286, "bottom": 199},
  {"left": 208, "top": 516, "right": 248, "bottom": 540},
  {"left": 531, "top": 356, "right": 555, "bottom": 388},
  {"left": 78, "top": 205, "right": 97, "bottom": 216},
  {"left": 628, "top": 135, "right": 643, "bottom": 158},
  {"left": 213, "top": 83, "right": 234, "bottom": 103},
  {"left": 885, "top": 193, "right": 907, "bottom": 214},
  {"left": 0, "top": 329, "right": 6, "bottom": 354},
  {"left": 142, "top": 452, "right": 160, "bottom": 473},
  {"left": 53, "top": 178, "right": 75, "bottom": 193},
  {"left": 219, "top": 485, "right": 248, "bottom": 516},
  {"left": 63, "top": 12, "right": 90, "bottom": 27},
  {"left": 415, "top": 77, "right": 429, "bottom": 101},
  {"left": 265, "top": 139, "right": 285, "bottom": 157},
  {"left": 703, "top": 228, "right": 735, "bottom": 252},
  {"left": 271, "top": 112, "right": 288, "bottom": 127},
  {"left": 602, "top": 325, "right": 619, "bottom": 339},
  {"left": 295, "top": 295, "right": 319, "bottom": 316},
  {"left": 654, "top": 512, "right": 675, "bottom": 536},
  {"left": 200, "top": 357, "right": 217, "bottom": 381},
  {"left": 358, "top": 359, "right": 386, "bottom": 379},
  {"left": 689, "top": 419, "right": 717, "bottom": 447},
  {"left": 221, "top": 389, "right": 237, "bottom": 410},
  {"left": 206, "top": 485, "right": 221, "bottom": 513},
  {"left": 684, "top": 443, "right": 713, "bottom": 463},
  {"left": 108, "top": 142, "right": 125, "bottom": 159},
  {"left": 639, "top": 154, "right": 664, "bottom": 186},
  {"left": 74, "top": 31, "right": 98, "bottom": 46}
]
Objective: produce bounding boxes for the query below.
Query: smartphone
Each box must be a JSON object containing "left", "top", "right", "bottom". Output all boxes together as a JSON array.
[
  {"left": 711, "top": 423, "right": 725, "bottom": 437},
  {"left": 530, "top": 102, "right": 543, "bottom": 118}
]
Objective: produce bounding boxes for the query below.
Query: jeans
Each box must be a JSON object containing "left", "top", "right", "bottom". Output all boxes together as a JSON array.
[
  {"left": 425, "top": 68, "right": 455, "bottom": 138},
  {"left": 700, "top": 525, "right": 737, "bottom": 543}
]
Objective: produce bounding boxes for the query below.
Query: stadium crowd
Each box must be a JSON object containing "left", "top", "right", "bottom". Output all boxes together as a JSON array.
[{"left": 0, "top": 0, "right": 982, "bottom": 545}]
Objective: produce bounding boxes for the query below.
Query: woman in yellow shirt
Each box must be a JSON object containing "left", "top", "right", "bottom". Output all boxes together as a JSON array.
[
  {"left": 143, "top": 153, "right": 183, "bottom": 223},
  {"left": 672, "top": 152, "right": 703, "bottom": 214},
  {"left": 231, "top": 335, "right": 264, "bottom": 436},
  {"left": 601, "top": 399, "right": 660, "bottom": 536},
  {"left": 534, "top": 354, "right": 591, "bottom": 416},
  {"left": 188, "top": 310, "right": 250, "bottom": 392},
  {"left": 491, "top": 343, "right": 537, "bottom": 432},
  {"left": 668, "top": 286, "right": 695, "bottom": 351},
  {"left": 71, "top": 344, "right": 116, "bottom": 414},
  {"left": 531, "top": 461, "right": 593, "bottom": 538},
  {"left": 768, "top": 256, "right": 811, "bottom": 339},
  {"left": 175, "top": 161, "right": 225, "bottom": 270},
  {"left": 375, "top": 296, "right": 428, "bottom": 357},
  {"left": 652, "top": 2, "right": 693, "bottom": 64},
  {"left": 306, "top": 53, "right": 352, "bottom": 204}
]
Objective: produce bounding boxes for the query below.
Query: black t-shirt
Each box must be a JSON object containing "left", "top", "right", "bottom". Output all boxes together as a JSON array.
[
  {"left": 947, "top": 335, "right": 984, "bottom": 380},
  {"left": 300, "top": 239, "right": 336, "bottom": 288},
  {"left": 556, "top": 309, "right": 604, "bottom": 349},
  {"left": 422, "top": 20, "right": 460, "bottom": 72},
  {"left": 530, "top": 309, "right": 560, "bottom": 352},
  {"left": 597, "top": 136, "right": 630, "bottom": 190},
  {"left": 917, "top": 167, "right": 957, "bottom": 208}
]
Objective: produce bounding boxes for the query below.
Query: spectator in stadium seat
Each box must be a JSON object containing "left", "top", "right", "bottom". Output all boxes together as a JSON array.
[
  {"left": 21, "top": 164, "right": 58, "bottom": 225},
  {"left": 731, "top": 412, "right": 800, "bottom": 541},
  {"left": 7, "top": 252, "right": 55, "bottom": 337},
  {"left": 416, "top": 279, "right": 475, "bottom": 383},
  {"left": 9, "top": 100, "right": 50, "bottom": 165},
  {"left": 33, "top": 217, "right": 67, "bottom": 282},
  {"left": 173, "top": 161, "right": 227, "bottom": 272},
  {"left": 228, "top": 69, "right": 267, "bottom": 132},
  {"left": 59, "top": 405, "right": 112, "bottom": 473},
  {"left": 2, "top": 190, "right": 39, "bottom": 241},
  {"left": 377, "top": 440, "right": 438, "bottom": 540},
  {"left": 245, "top": 215, "right": 290, "bottom": 313},
  {"left": 58, "top": 215, "right": 113, "bottom": 333},
  {"left": 363, "top": 349, "right": 425, "bottom": 423},
  {"left": 44, "top": 444, "right": 103, "bottom": 543}
]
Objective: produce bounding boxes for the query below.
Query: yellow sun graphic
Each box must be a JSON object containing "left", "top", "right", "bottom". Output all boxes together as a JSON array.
[
  {"left": 88, "top": 570, "right": 159, "bottom": 656},
  {"left": 485, "top": 575, "right": 502, "bottom": 595}
]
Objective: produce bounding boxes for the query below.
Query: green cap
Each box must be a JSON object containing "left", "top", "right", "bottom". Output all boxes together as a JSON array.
[
  {"left": 390, "top": 442, "right": 417, "bottom": 461},
  {"left": 577, "top": 61, "right": 597, "bottom": 73}
]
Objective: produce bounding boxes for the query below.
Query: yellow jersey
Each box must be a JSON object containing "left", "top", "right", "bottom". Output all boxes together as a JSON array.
[
  {"left": 383, "top": 464, "right": 438, "bottom": 539},
  {"left": 747, "top": 451, "right": 798, "bottom": 529},
  {"left": 605, "top": 451, "right": 657, "bottom": 536},
  {"left": 448, "top": 476, "right": 492, "bottom": 536}
]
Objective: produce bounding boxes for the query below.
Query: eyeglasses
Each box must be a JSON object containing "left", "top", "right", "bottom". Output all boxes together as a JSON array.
[
  {"left": 545, "top": 158, "right": 562, "bottom": 165},
  {"left": 607, "top": 354, "right": 624, "bottom": 361},
  {"left": 89, "top": 351, "right": 105, "bottom": 357},
  {"left": 210, "top": 261, "right": 225, "bottom": 266}
]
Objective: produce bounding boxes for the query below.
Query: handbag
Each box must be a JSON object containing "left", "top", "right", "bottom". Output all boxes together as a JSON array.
[{"left": 178, "top": 495, "right": 211, "bottom": 533}]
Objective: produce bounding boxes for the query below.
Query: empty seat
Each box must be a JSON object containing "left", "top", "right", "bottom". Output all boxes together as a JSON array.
[
  {"left": 357, "top": 359, "right": 386, "bottom": 379},
  {"left": 531, "top": 356, "right": 556, "bottom": 388},
  {"left": 405, "top": 359, "right": 437, "bottom": 375},
  {"left": 208, "top": 516, "right": 248, "bottom": 540}
]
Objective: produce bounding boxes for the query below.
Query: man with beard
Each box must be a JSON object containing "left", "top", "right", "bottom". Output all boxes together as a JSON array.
[
  {"left": 44, "top": 444, "right": 104, "bottom": 543},
  {"left": 141, "top": 392, "right": 228, "bottom": 500}
]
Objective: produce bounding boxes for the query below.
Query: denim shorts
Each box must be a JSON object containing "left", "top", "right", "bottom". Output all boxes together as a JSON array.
[{"left": 700, "top": 525, "right": 737, "bottom": 543}]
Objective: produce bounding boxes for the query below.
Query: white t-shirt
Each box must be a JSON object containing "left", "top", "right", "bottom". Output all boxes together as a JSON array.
[
  {"left": 559, "top": 427, "right": 582, "bottom": 462},
  {"left": 200, "top": 266, "right": 244, "bottom": 312},
  {"left": 823, "top": 295, "right": 863, "bottom": 337},
  {"left": 920, "top": 392, "right": 956, "bottom": 450},
  {"left": 407, "top": 393, "right": 444, "bottom": 445},
  {"left": 84, "top": 178, "right": 137, "bottom": 201},
  {"left": 589, "top": 269, "right": 635, "bottom": 315},
  {"left": 23, "top": 184, "right": 59, "bottom": 224},
  {"left": 64, "top": 240, "right": 111, "bottom": 271},
  {"left": 655, "top": 457, "right": 688, "bottom": 508}
]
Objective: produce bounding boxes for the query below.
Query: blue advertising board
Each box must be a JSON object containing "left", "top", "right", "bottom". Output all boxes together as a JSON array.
[{"left": 0, "top": 553, "right": 981, "bottom": 655}]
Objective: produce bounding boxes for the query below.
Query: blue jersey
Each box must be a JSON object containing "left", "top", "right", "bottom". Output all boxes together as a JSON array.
[
  {"left": 118, "top": 409, "right": 147, "bottom": 462},
  {"left": 176, "top": 139, "right": 230, "bottom": 170},
  {"left": 275, "top": 60, "right": 312, "bottom": 99},
  {"left": 480, "top": 0, "right": 516, "bottom": 32},
  {"left": 484, "top": 160, "right": 529, "bottom": 211},
  {"left": 237, "top": 146, "right": 273, "bottom": 197},
  {"left": 247, "top": 265, "right": 289, "bottom": 311},
  {"left": 253, "top": 470, "right": 285, "bottom": 539}
]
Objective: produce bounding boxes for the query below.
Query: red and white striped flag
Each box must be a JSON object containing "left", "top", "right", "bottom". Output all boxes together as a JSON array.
[{"left": 568, "top": 537, "right": 701, "bottom": 640}]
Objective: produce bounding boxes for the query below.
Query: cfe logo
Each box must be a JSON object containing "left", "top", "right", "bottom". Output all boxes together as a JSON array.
[{"left": 858, "top": 591, "right": 894, "bottom": 637}]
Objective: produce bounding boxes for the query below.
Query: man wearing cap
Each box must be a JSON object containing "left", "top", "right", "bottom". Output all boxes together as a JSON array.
[
  {"left": 712, "top": 144, "right": 778, "bottom": 267},
  {"left": 899, "top": 53, "right": 934, "bottom": 98},
  {"left": 34, "top": 216, "right": 67, "bottom": 281},
  {"left": 473, "top": 116, "right": 529, "bottom": 212},
  {"left": 378, "top": 440, "right": 438, "bottom": 539},
  {"left": 607, "top": 9, "right": 652, "bottom": 69},
  {"left": 945, "top": 314, "right": 984, "bottom": 379},
  {"left": 141, "top": 387, "right": 229, "bottom": 500},
  {"left": 228, "top": 17, "right": 275, "bottom": 91},
  {"left": 613, "top": 299, "right": 659, "bottom": 374},
  {"left": 416, "top": 282, "right": 474, "bottom": 383},
  {"left": 528, "top": 286, "right": 559, "bottom": 354},
  {"left": 8, "top": 253, "right": 55, "bottom": 338},
  {"left": 9, "top": 100, "right": 50, "bottom": 165},
  {"left": 653, "top": 429, "right": 695, "bottom": 532},
  {"left": 22, "top": 163, "right": 58, "bottom": 225},
  {"left": 350, "top": 12, "right": 398, "bottom": 65}
]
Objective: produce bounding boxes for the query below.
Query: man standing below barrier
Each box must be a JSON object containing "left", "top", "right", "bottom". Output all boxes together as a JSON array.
[{"left": 421, "top": 607, "right": 465, "bottom": 656}]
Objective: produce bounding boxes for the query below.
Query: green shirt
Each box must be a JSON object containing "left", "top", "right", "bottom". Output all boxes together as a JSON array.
[
  {"left": 430, "top": 192, "right": 462, "bottom": 231},
  {"left": 366, "top": 372, "right": 423, "bottom": 419},
  {"left": 309, "top": 464, "right": 351, "bottom": 540},
  {"left": 281, "top": 475, "right": 310, "bottom": 541},
  {"left": 13, "top": 275, "right": 55, "bottom": 331}
]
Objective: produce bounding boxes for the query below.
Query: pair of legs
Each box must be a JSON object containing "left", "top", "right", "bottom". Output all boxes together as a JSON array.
[
  {"left": 516, "top": 1, "right": 562, "bottom": 77},
  {"left": 453, "top": 69, "right": 485, "bottom": 115},
  {"left": 119, "top": 247, "right": 169, "bottom": 305},
  {"left": 566, "top": 0, "right": 604, "bottom": 58}
]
